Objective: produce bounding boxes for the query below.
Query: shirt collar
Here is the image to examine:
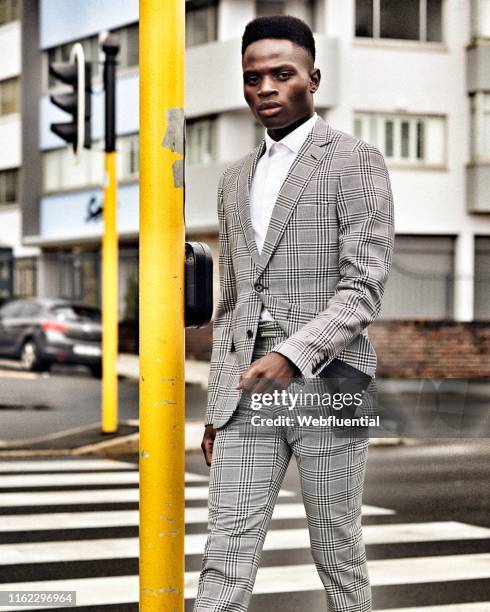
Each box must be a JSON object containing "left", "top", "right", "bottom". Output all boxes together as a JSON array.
[{"left": 264, "top": 112, "right": 318, "bottom": 156}]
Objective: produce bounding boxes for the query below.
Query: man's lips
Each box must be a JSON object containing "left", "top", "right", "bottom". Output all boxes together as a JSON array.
[{"left": 257, "top": 102, "right": 282, "bottom": 116}]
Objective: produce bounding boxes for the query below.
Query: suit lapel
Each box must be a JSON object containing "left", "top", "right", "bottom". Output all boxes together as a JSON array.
[
  {"left": 236, "top": 115, "right": 335, "bottom": 271},
  {"left": 258, "top": 116, "right": 334, "bottom": 271},
  {"left": 237, "top": 140, "right": 266, "bottom": 268}
]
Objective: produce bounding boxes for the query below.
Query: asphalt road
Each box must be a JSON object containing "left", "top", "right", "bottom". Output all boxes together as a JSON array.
[
  {"left": 0, "top": 440, "right": 488, "bottom": 611},
  {"left": 0, "top": 361, "right": 140, "bottom": 440}
]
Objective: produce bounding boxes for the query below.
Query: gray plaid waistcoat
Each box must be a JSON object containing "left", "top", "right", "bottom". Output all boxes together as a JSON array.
[{"left": 205, "top": 116, "right": 395, "bottom": 428}]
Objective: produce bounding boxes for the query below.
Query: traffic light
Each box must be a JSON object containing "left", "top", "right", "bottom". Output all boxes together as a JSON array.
[{"left": 49, "top": 43, "right": 91, "bottom": 155}]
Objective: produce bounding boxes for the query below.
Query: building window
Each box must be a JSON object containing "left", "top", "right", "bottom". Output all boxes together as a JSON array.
[
  {"left": 14, "top": 258, "right": 37, "bottom": 298},
  {"left": 256, "top": 0, "right": 286, "bottom": 16},
  {"left": 0, "top": 0, "right": 19, "bottom": 26},
  {"left": 186, "top": 117, "right": 217, "bottom": 164},
  {"left": 475, "top": 236, "right": 490, "bottom": 320},
  {"left": 43, "top": 145, "right": 103, "bottom": 193},
  {"left": 256, "top": 1, "right": 316, "bottom": 26},
  {"left": 354, "top": 112, "right": 446, "bottom": 166},
  {"left": 0, "top": 168, "right": 18, "bottom": 205},
  {"left": 472, "top": 0, "right": 490, "bottom": 39},
  {"left": 55, "top": 250, "right": 100, "bottom": 305},
  {"left": 380, "top": 235, "right": 455, "bottom": 320},
  {"left": 110, "top": 23, "right": 139, "bottom": 70},
  {"left": 470, "top": 93, "right": 490, "bottom": 161},
  {"left": 118, "top": 134, "right": 139, "bottom": 180},
  {"left": 186, "top": 0, "right": 217, "bottom": 47},
  {"left": 43, "top": 134, "right": 139, "bottom": 193},
  {"left": 0, "top": 77, "right": 20, "bottom": 115},
  {"left": 355, "top": 0, "right": 443, "bottom": 42}
]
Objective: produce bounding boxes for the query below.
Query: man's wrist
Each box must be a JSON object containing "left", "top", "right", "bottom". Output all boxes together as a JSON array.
[{"left": 272, "top": 351, "right": 302, "bottom": 377}]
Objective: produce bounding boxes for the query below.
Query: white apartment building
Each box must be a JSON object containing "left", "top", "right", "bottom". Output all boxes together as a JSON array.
[
  {"left": 15, "top": 0, "right": 490, "bottom": 323},
  {"left": 185, "top": 0, "right": 490, "bottom": 323}
]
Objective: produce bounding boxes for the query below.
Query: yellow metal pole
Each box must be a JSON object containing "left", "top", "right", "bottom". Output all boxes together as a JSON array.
[
  {"left": 101, "top": 150, "right": 118, "bottom": 433},
  {"left": 139, "top": 0, "right": 185, "bottom": 609}
]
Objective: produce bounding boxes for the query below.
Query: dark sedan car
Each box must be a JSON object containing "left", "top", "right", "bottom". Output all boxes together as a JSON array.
[{"left": 0, "top": 298, "right": 102, "bottom": 377}]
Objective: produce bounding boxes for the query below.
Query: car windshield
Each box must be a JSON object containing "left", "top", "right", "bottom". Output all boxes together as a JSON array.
[{"left": 51, "top": 305, "right": 101, "bottom": 323}]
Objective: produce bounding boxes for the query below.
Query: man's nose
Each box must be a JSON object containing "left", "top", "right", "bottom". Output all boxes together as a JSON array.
[{"left": 258, "top": 76, "right": 278, "bottom": 97}]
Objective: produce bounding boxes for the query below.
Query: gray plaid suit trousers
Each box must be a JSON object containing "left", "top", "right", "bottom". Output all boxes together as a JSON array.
[{"left": 193, "top": 321, "right": 372, "bottom": 612}]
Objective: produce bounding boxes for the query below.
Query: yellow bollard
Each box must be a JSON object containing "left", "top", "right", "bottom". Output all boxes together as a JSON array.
[
  {"left": 139, "top": 0, "right": 186, "bottom": 609},
  {"left": 101, "top": 150, "right": 118, "bottom": 433}
]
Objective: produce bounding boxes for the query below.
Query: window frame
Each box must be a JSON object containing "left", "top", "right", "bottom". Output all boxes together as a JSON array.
[
  {"left": 42, "top": 134, "right": 140, "bottom": 195},
  {"left": 109, "top": 22, "right": 139, "bottom": 74},
  {"left": 0, "top": 76, "right": 20, "bottom": 116},
  {"left": 0, "top": 0, "right": 19, "bottom": 27},
  {"left": 354, "top": 110, "right": 448, "bottom": 169},
  {"left": 354, "top": 0, "right": 445, "bottom": 45},
  {"left": 0, "top": 167, "right": 19, "bottom": 205},
  {"left": 185, "top": 0, "right": 218, "bottom": 48},
  {"left": 185, "top": 115, "right": 218, "bottom": 165},
  {"left": 471, "top": 0, "right": 490, "bottom": 40},
  {"left": 470, "top": 92, "right": 490, "bottom": 162}
]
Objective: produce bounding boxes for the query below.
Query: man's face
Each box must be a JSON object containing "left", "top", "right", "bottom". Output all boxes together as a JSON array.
[{"left": 242, "top": 38, "right": 320, "bottom": 130}]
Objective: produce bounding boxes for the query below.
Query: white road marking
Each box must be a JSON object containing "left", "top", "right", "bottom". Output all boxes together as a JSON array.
[
  {"left": 0, "top": 502, "right": 392, "bottom": 532},
  {"left": 1, "top": 522, "right": 489, "bottom": 565},
  {"left": 0, "top": 487, "right": 294, "bottom": 507},
  {"left": 0, "top": 471, "right": 208, "bottom": 487},
  {"left": 376, "top": 604, "right": 490, "bottom": 612},
  {"left": 0, "top": 555, "right": 489, "bottom": 609},
  {"left": 0, "top": 460, "right": 137, "bottom": 472}
]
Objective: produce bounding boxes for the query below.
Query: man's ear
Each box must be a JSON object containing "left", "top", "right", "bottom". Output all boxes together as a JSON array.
[{"left": 310, "top": 67, "right": 321, "bottom": 93}]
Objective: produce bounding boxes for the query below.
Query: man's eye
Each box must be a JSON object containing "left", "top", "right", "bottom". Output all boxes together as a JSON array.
[
  {"left": 278, "top": 72, "right": 292, "bottom": 80},
  {"left": 245, "top": 76, "right": 259, "bottom": 85}
]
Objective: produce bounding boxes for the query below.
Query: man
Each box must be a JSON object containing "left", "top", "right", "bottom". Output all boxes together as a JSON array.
[{"left": 194, "top": 15, "right": 394, "bottom": 612}]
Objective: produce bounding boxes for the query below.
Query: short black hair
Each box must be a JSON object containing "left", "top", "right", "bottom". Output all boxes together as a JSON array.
[{"left": 241, "top": 15, "right": 315, "bottom": 62}]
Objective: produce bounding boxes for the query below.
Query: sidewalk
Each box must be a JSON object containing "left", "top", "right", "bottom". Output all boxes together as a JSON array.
[{"left": 117, "top": 353, "right": 210, "bottom": 388}]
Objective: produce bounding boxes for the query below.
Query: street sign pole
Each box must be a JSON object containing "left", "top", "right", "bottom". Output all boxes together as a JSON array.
[
  {"left": 139, "top": 0, "right": 186, "bottom": 609},
  {"left": 101, "top": 36, "right": 119, "bottom": 433}
]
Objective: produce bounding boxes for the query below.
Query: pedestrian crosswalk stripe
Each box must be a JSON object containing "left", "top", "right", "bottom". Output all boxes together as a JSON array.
[
  {"left": 0, "top": 554, "right": 489, "bottom": 608},
  {"left": 0, "top": 460, "right": 487, "bottom": 612},
  {"left": 0, "top": 502, "right": 394, "bottom": 532},
  {"left": 0, "top": 460, "right": 138, "bottom": 473},
  {"left": 376, "top": 604, "right": 490, "bottom": 612},
  {"left": 1, "top": 522, "right": 488, "bottom": 565},
  {"left": 0, "top": 486, "right": 294, "bottom": 507},
  {"left": 0, "top": 471, "right": 203, "bottom": 487},
  {"left": 0, "top": 472, "right": 129, "bottom": 487}
]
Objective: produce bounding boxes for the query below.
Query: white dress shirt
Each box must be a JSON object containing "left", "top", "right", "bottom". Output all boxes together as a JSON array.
[{"left": 250, "top": 112, "right": 318, "bottom": 321}]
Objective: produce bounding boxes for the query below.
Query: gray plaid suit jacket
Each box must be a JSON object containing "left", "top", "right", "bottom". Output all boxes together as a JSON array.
[{"left": 205, "top": 115, "right": 394, "bottom": 428}]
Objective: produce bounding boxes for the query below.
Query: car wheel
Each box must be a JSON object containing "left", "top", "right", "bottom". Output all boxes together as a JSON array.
[
  {"left": 90, "top": 364, "right": 103, "bottom": 379},
  {"left": 20, "top": 340, "right": 43, "bottom": 372}
]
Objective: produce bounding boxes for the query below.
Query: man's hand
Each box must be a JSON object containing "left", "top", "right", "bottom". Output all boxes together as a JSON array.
[
  {"left": 236, "top": 352, "right": 299, "bottom": 396},
  {"left": 201, "top": 424, "right": 216, "bottom": 467}
]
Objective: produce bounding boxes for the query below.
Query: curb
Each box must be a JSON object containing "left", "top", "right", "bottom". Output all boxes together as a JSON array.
[
  {"left": 0, "top": 421, "right": 140, "bottom": 458},
  {"left": 0, "top": 421, "right": 403, "bottom": 458}
]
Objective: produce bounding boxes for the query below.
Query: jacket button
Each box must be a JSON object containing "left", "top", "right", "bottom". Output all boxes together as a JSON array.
[
  {"left": 254, "top": 282, "right": 263, "bottom": 292},
  {"left": 247, "top": 329, "right": 253, "bottom": 338}
]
